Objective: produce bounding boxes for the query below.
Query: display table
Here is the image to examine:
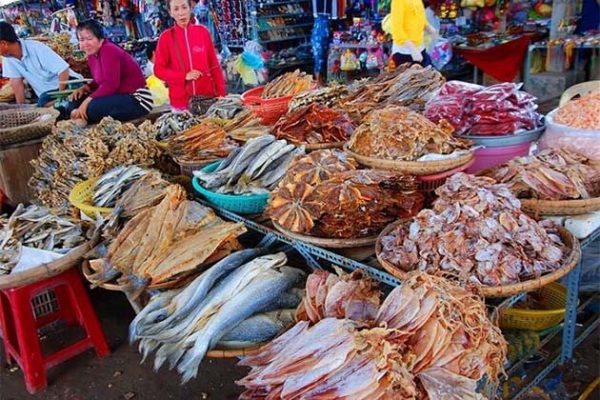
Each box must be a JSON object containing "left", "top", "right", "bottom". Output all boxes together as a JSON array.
[{"left": 454, "top": 36, "right": 531, "bottom": 83}]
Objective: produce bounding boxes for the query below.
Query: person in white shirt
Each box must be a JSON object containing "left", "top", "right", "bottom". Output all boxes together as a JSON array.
[{"left": 0, "top": 22, "right": 81, "bottom": 107}]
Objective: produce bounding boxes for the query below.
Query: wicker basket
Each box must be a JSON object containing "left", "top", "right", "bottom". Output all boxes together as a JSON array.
[
  {"left": 175, "top": 157, "right": 219, "bottom": 177},
  {"left": 69, "top": 178, "right": 114, "bottom": 218},
  {"left": 343, "top": 144, "right": 475, "bottom": 176},
  {"left": 206, "top": 344, "right": 265, "bottom": 358},
  {"left": 0, "top": 103, "right": 35, "bottom": 112},
  {"left": 499, "top": 282, "right": 568, "bottom": 331},
  {"left": 418, "top": 158, "right": 475, "bottom": 194},
  {"left": 520, "top": 197, "right": 600, "bottom": 216},
  {"left": 0, "top": 108, "right": 59, "bottom": 147},
  {"left": 273, "top": 221, "right": 378, "bottom": 249},
  {"left": 376, "top": 220, "right": 581, "bottom": 297}
]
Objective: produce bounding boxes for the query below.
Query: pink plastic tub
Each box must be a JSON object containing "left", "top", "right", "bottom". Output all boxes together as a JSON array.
[{"left": 467, "top": 142, "right": 532, "bottom": 174}]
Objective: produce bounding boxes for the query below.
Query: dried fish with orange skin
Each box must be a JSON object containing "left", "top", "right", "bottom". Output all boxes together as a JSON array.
[
  {"left": 167, "top": 120, "right": 238, "bottom": 162},
  {"left": 261, "top": 70, "right": 314, "bottom": 99}
]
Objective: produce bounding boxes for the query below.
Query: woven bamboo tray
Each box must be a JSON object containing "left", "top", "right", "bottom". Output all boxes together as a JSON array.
[
  {"left": 376, "top": 220, "right": 581, "bottom": 297},
  {"left": 0, "top": 108, "right": 59, "bottom": 147},
  {"left": 0, "top": 235, "right": 99, "bottom": 290},
  {"left": 273, "top": 221, "right": 378, "bottom": 249},
  {"left": 206, "top": 344, "right": 265, "bottom": 358},
  {"left": 343, "top": 144, "right": 475, "bottom": 176},
  {"left": 520, "top": 197, "right": 600, "bottom": 216}
]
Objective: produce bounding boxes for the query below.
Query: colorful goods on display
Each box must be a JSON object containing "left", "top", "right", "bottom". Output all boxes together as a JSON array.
[
  {"left": 379, "top": 173, "right": 567, "bottom": 286},
  {"left": 347, "top": 105, "right": 472, "bottom": 161},
  {"left": 424, "top": 81, "right": 542, "bottom": 136}
]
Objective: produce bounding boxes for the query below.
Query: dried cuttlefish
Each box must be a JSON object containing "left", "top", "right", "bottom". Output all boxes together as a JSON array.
[
  {"left": 347, "top": 105, "right": 472, "bottom": 161},
  {"left": 379, "top": 173, "right": 567, "bottom": 286},
  {"left": 484, "top": 148, "right": 600, "bottom": 200},
  {"left": 238, "top": 271, "right": 506, "bottom": 400}
]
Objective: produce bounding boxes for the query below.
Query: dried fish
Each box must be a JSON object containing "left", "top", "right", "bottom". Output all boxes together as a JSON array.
[
  {"left": 223, "top": 110, "right": 271, "bottom": 142},
  {"left": 261, "top": 70, "right": 314, "bottom": 99},
  {"left": 154, "top": 112, "right": 202, "bottom": 141},
  {"left": 93, "top": 166, "right": 148, "bottom": 208},
  {"left": 205, "top": 95, "right": 245, "bottom": 119},
  {"left": 288, "top": 84, "right": 349, "bottom": 112},
  {"left": 484, "top": 148, "right": 600, "bottom": 200},
  {"left": 166, "top": 119, "right": 238, "bottom": 163},
  {"left": 347, "top": 105, "right": 472, "bottom": 161},
  {"left": 379, "top": 173, "right": 567, "bottom": 286}
]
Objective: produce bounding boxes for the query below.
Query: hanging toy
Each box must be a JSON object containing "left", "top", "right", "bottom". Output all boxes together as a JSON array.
[{"left": 341, "top": 49, "right": 359, "bottom": 71}]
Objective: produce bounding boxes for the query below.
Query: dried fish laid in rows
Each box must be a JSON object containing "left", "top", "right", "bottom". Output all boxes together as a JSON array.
[
  {"left": 93, "top": 166, "right": 148, "bottom": 208},
  {"left": 484, "top": 148, "right": 600, "bottom": 200},
  {"left": 193, "top": 135, "right": 304, "bottom": 194},
  {"left": 153, "top": 111, "right": 202, "bottom": 141},
  {"left": 288, "top": 84, "right": 349, "bottom": 112},
  {"left": 238, "top": 271, "right": 506, "bottom": 400},
  {"left": 347, "top": 105, "right": 472, "bottom": 161},
  {"left": 223, "top": 109, "right": 271, "bottom": 142},
  {"left": 130, "top": 251, "right": 306, "bottom": 383},
  {"left": 273, "top": 104, "right": 355, "bottom": 145},
  {"left": 261, "top": 70, "right": 314, "bottom": 99},
  {"left": 0, "top": 205, "right": 90, "bottom": 275},
  {"left": 296, "top": 269, "right": 381, "bottom": 324},
  {"left": 29, "top": 118, "right": 161, "bottom": 209},
  {"left": 87, "top": 185, "right": 245, "bottom": 295},
  {"left": 379, "top": 173, "right": 567, "bottom": 286},
  {"left": 205, "top": 95, "right": 245, "bottom": 119},
  {"left": 166, "top": 119, "right": 238, "bottom": 163},
  {"left": 268, "top": 150, "right": 424, "bottom": 238},
  {"left": 337, "top": 64, "right": 445, "bottom": 123}
]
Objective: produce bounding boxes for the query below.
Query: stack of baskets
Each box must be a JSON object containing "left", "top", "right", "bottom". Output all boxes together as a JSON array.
[{"left": 0, "top": 108, "right": 59, "bottom": 147}]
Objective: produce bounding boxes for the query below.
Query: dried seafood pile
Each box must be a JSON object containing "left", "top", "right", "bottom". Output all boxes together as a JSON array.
[
  {"left": 110, "top": 171, "right": 170, "bottom": 219},
  {"left": 484, "top": 148, "right": 600, "bottom": 200},
  {"left": 154, "top": 112, "right": 202, "bottom": 141},
  {"left": 29, "top": 118, "right": 161, "bottom": 209},
  {"left": 87, "top": 185, "right": 245, "bottom": 295},
  {"left": 347, "top": 105, "right": 472, "bottom": 161},
  {"left": 379, "top": 173, "right": 567, "bottom": 286},
  {"left": 554, "top": 91, "right": 600, "bottom": 130},
  {"left": 268, "top": 150, "right": 423, "bottom": 238},
  {"left": 193, "top": 135, "right": 303, "bottom": 194},
  {"left": 296, "top": 269, "right": 381, "bottom": 324},
  {"left": 238, "top": 271, "right": 506, "bottom": 400},
  {"left": 205, "top": 95, "right": 245, "bottom": 119},
  {"left": 424, "top": 81, "right": 542, "bottom": 136},
  {"left": 0, "top": 205, "right": 90, "bottom": 274},
  {"left": 288, "top": 85, "right": 349, "bottom": 112},
  {"left": 337, "top": 64, "right": 445, "bottom": 122},
  {"left": 93, "top": 166, "right": 148, "bottom": 208},
  {"left": 130, "top": 251, "right": 305, "bottom": 383},
  {"left": 224, "top": 110, "right": 271, "bottom": 142},
  {"left": 166, "top": 119, "right": 238, "bottom": 162},
  {"left": 261, "top": 70, "right": 314, "bottom": 99},
  {"left": 273, "top": 104, "right": 354, "bottom": 145}
]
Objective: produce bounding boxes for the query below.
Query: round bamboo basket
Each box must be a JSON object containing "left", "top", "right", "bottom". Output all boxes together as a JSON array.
[
  {"left": 519, "top": 197, "right": 600, "bottom": 216},
  {"left": 273, "top": 221, "right": 378, "bottom": 249},
  {"left": 206, "top": 344, "right": 265, "bottom": 358},
  {"left": 0, "top": 236, "right": 98, "bottom": 290},
  {"left": 343, "top": 144, "right": 475, "bottom": 176},
  {"left": 304, "top": 141, "right": 345, "bottom": 151},
  {"left": 376, "top": 221, "right": 581, "bottom": 297}
]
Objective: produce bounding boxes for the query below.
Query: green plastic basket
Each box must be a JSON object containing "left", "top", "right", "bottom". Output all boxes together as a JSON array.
[{"left": 192, "top": 161, "right": 270, "bottom": 214}]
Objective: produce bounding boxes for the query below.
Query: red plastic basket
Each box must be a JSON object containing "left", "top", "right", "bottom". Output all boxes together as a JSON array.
[
  {"left": 241, "top": 86, "right": 294, "bottom": 125},
  {"left": 417, "top": 158, "right": 475, "bottom": 193}
]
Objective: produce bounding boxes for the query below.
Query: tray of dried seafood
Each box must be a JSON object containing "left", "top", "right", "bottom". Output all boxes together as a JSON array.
[
  {"left": 266, "top": 150, "right": 424, "bottom": 244},
  {"left": 481, "top": 148, "right": 600, "bottom": 216},
  {"left": 344, "top": 105, "right": 474, "bottom": 175},
  {"left": 376, "top": 173, "right": 581, "bottom": 297},
  {"left": 272, "top": 221, "right": 378, "bottom": 249}
]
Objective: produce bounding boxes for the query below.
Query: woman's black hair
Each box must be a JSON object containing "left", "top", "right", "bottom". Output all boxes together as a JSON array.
[
  {"left": 76, "top": 19, "right": 106, "bottom": 40},
  {"left": 166, "top": 0, "right": 192, "bottom": 10},
  {"left": 146, "top": 42, "right": 157, "bottom": 59}
]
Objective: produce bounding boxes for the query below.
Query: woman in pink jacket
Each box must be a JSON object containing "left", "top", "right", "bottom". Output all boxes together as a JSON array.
[{"left": 154, "top": 0, "right": 226, "bottom": 111}]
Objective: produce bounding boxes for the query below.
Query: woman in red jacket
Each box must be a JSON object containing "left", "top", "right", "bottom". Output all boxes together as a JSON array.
[{"left": 155, "top": 0, "right": 226, "bottom": 111}]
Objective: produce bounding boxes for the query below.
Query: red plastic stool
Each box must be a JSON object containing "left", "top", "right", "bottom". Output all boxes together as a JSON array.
[{"left": 0, "top": 267, "right": 110, "bottom": 393}]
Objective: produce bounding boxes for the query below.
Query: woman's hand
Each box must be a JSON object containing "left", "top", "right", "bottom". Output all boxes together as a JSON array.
[
  {"left": 69, "top": 86, "right": 89, "bottom": 101},
  {"left": 72, "top": 97, "right": 93, "bottom": 120},
  {"left": 185, "top": 70, "right": 202, "bottom": 80}
]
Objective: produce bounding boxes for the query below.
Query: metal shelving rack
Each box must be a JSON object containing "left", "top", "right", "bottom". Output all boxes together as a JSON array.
[{"left": 504, "top": 227, "right": 600, "bottom": 399}]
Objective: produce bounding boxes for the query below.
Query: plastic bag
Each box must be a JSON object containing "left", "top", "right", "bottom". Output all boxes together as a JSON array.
[
  {"left": 427, "top": 37, "right": 453, "bottom": 70},
  {"left": 146, "top": 75, "right": 168, "bottom": 107},
  {"left": 539, "top": 110, "right": 600, "bottom": 161}
]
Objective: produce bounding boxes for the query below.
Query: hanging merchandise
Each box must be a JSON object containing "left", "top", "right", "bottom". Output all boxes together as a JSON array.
[
  {"left": 439, "top": 0, "right": 459, "bottom": 19},
  {"left": 340, "top": 49, "right": 360, "bottom": 71}
]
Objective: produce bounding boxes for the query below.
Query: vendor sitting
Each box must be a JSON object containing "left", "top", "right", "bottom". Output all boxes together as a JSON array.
[
  {"left": 0, "top": 21, "right": 82, "bottom": 107},
  {"left": 65, "top": 20, "right": 153, "bottom": 125}
]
